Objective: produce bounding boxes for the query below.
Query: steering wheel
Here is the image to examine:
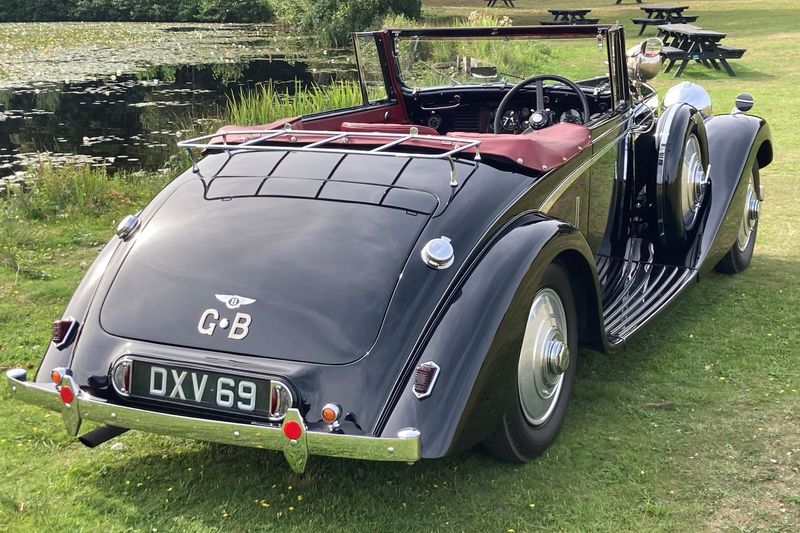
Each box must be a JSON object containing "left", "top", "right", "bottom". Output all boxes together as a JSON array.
[{"left": 493, "top": 74, "right": 591, "bottom": 134}]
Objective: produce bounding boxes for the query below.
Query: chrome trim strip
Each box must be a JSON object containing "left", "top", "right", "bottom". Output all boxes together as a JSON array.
[
  {"left": 609, "top": 269, "right": 698, "bottom": 346},
  {"left": 539, "top": 127, "right": 628, "bottom": 211},
  {"left": 5, "top": 370, "right": 421, "bottom": 473}
]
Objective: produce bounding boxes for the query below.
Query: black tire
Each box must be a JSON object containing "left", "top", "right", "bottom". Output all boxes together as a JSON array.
[
  {"left": 484, "top": 262, "right": 578, "bottom": 463},
  {"left": 716, "top": 164, "right": 760, "bottom": 274},
  {"left": 654, "top": 104, "right": 709, "bottom": 245}
]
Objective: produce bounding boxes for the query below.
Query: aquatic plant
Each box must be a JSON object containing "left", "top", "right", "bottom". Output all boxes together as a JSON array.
[
  {"left": 0, "top": 0, "right": 274, "bottom": 23},
  {"left": 225, "top": 80, "right": 365, "bottom": 125},
  {"left": 2, "top": 164, "right": 169, "bottom": 220}
]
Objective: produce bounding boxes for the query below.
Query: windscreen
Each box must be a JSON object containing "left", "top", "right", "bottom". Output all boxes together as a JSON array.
[{"left": 393, "top": 33, "right": 611, "bottom": 89}]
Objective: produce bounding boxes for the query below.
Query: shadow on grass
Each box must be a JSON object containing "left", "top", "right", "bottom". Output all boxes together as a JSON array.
[{"left": 659, "top": 61, "right": 775, "bottom": 82}]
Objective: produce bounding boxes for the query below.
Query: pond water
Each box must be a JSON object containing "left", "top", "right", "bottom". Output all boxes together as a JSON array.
[{"left": 0, "top": 23, "right": 352, "bottom": 187}]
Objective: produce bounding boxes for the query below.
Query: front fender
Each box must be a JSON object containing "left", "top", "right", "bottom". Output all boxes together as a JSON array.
[
  {"left": 380, "top": 213, "right": 604, "bottom": 458},
  {"left": 698, "top": 113, "right": 772, "bottom": 271}
]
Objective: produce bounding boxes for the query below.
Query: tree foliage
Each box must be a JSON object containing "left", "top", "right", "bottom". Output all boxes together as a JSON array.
[
  {"left": 0, "top": 0, "right": 274, "bottom": 23},
  {"left": 274, "top": 0, "right": 422, "bottom": 45}
]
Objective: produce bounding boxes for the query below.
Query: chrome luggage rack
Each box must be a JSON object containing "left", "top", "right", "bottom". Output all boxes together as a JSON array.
[{"left": 177, "top": 126, "right": 482, "bottom": 186}]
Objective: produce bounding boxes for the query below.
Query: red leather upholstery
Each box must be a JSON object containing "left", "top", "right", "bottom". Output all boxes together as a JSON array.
[
  {"left": 340, "top": 122, "right": 441, "bottom": 136},
  {"left": 446, "top": 123, "right": 591, "bottom": 171}
]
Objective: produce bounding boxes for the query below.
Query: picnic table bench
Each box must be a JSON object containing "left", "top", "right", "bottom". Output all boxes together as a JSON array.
[
  {"left": 486, "top": 0, "right": 515, "bottom": 7},
  {"left": 540, "top": 8, "right": 599, "bottom": 25},
  {"left": 632, "top": 4, "right": 697, "bottom": 35},
  {"left": 658, "top": 23, "right": 746, "bottom": 77}
]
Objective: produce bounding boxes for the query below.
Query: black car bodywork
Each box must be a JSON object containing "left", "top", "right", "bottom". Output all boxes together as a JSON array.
[{"left": 6, "top": 24, "right": 772, "bottom": 472}]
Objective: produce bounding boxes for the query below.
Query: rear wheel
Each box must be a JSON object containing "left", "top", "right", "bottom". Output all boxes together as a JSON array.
[
  {"left": 716, "top": 163, "right": 760, "bottom": 274},
  {"left": 484, "top": 263, "right": 578, "bottom": 463}
]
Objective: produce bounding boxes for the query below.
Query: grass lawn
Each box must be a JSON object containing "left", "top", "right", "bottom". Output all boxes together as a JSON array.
[{"left": 1, "top": 1, "right": 799, "bottom": 531}]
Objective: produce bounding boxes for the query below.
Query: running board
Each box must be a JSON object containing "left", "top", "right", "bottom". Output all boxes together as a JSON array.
[{"left": 597, "top": 256, "right": 697, "bottom": 346}]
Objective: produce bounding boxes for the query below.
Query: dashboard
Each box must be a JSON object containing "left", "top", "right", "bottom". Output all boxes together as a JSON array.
[{"left": 404, "top": 84, "right": 612, "bottom": 134}]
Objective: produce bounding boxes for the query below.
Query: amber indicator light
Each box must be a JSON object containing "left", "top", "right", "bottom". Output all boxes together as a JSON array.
[{"left": 321, "top": 404, "right": 341, "bottom": 424}]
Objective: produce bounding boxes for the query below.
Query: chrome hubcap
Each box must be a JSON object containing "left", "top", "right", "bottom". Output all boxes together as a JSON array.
[
  {"left": 737, "top": 174, "right": 759, "bottom": 251},
  {"left": 681, "top": 134, "right": 707, "bottom": 231},
  {"left": 544, "top": 333, "right": 569, "bottom": 386},
  {"left": 518, "top": 288, "right": 569, "bottom": 426}
]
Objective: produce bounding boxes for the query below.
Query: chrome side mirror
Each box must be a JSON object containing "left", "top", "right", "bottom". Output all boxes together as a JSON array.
[
  {"left": 640, "top": 37, "right": 664, "bottom": 58},
  {"left": 627, "top": 38, "right": 664, "bottom": 82}
]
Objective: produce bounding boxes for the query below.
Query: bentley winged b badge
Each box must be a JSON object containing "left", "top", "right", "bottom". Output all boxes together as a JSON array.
[
  {"left": 215, "top": 294, "right": 256, "bottom": 310},
  {"left": 196, "top": 294, "right": 256, "bottom": 340}
]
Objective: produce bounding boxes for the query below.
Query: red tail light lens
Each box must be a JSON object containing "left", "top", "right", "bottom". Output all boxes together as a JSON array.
[
  {"left": 282, "top": 420, "right": 303, "bottom": 440},
  {"left": 413, "top": 361, "right": 441, "bottom": 399},
  {"left": 51, "top": 318, "right": 78, "bottom": 349},
  {"left": 59, "top": 385, "right": 75, "bottom": 404},
  {"left": 52, "top": 320, "right": 71, "bottom": 344},
  {"left": 111, "top": 358, "right": 133, "bottom": 396},
  {"left": 268, "top": 381, "right": 293, "bottom": 421}
]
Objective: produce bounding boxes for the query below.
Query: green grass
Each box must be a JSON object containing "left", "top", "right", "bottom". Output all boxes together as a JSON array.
[
  {"left": 1, "top": 1, "right": 799, "bottom": 531},
  {"left": 226, "top": 80, "right": 366, "bottom": 125}
]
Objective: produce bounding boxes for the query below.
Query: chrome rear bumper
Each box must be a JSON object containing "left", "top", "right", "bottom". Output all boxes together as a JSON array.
[{"left": 4, "top": 369, "right": 420, "bottom": 473}]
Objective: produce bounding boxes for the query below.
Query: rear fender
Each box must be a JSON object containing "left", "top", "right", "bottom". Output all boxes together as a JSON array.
[
  {"left": 380, "top": 213, "right": 605, "bottom": 458},
  {"left": 35, "top": 173, "right": 188, "bottom": 382},
  {"left": 36, "top": 240, "right": 120, "bottom": 380},
  {"left": 697, "top": 114, "right": 772, "bottom": 270}
]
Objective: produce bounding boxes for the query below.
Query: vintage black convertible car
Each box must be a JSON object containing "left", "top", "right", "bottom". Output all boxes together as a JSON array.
[{"left": 6, "top": 25, "right": 772, "bottom": 473}]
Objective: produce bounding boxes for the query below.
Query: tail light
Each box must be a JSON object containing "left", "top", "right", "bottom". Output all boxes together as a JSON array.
[
  {"left": 268, "top": 381, "right": 293, "bottom": 421},
  {"left": 51, "top": 317, "right": 79, "bottom": 350},
  {"left": 413, "top": 361, "right": 440, "bottom": 399},
  {"left": 59, "top": 385, "right": 75, "bottom": 404},
  {"left": 282, "top": 420, "right": 303, "bottom": 440},
  {"left": 111, "top": 358, "right": 133, "bottom": 397},
  {"left": 50, "top": 367, "right": 77, "bottom": 405}
]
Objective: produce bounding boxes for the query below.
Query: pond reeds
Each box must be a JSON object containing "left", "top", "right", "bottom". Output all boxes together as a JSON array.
[{"left": 226, "top": 80, "right": 365, "bottom": 125}]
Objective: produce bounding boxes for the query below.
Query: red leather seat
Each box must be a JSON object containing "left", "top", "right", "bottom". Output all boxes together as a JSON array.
[{"left": 340, "top": 122, "right": 441, "bottom": 136}]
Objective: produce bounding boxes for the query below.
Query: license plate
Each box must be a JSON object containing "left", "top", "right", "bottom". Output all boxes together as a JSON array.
[{"left": 129, "top": 361, "right": 271, "bottom": 418}]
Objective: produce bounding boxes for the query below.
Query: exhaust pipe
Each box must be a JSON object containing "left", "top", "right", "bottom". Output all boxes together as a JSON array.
[{"left": 78, "top": 425, "right": 129, "bottom": 448}]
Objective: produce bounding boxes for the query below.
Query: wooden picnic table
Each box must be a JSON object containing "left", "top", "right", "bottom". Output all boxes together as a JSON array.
[
  {"left": 486, "top": 0, "right": 515, "bottom": 7},
  {"left": 658, "top": 23, "right": 746, "bottom": 77},
  {"left": 540, "top": 8, "right": 599, "bottom": 25},
  {"left": 643, "top": 4, "right": 690, "bottom": 18},
  {"left": 633, "top": 4, "right": 697, "bottom": 35}
]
